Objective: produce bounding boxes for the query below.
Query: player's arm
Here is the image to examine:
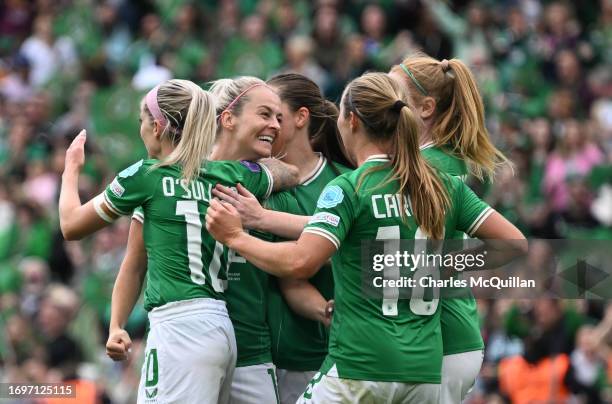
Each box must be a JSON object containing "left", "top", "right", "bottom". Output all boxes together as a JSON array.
[
  {"left": 107, "top": 218, "right": 147, "bottom": 361},
  {"left": 59, "top": 131, "right": 113, "bottom": 239},
  {"left": 206, "top": 199, "right": 334, "bottom": 279},
  {"left": 470, "top": 211, "right": 528, "bottom": 269},
  {"left": 279, "top": 279, "right": 331, "bottom": 326},
  {"left": 455, "top": 180, "right": 527, "bottom": 268},
  {"left": 259, "top": 158, "right": 300, "bottom": 191},
  {"left": 256, "top": 210, "right": 308, "bottom": 239},
  {"left": 212, "top": 183, "right": 308, "bottom": 239}
]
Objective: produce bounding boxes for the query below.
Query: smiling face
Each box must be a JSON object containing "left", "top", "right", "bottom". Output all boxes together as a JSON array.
[{"left": 230, "top": 86, "right": 282, "bottom": 159}]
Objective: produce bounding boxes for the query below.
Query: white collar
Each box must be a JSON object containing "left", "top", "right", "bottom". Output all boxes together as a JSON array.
[{"left": 301, "top": 153, "right": 326, "bottom": 185}]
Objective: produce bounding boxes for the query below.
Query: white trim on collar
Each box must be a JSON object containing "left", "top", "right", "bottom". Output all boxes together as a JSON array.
[
  {"left": 301, "top": 153, "right": 326, "bottom": 186},
  {"left": 420, "top": 142, "right": 435, "bottom": 150},
  {"left": 364, "top": 154, "right": 391, "bottom": 162}
]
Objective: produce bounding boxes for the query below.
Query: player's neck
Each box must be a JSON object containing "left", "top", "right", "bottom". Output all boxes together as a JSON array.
[
  {"left": 209, "top": 137, "right": 256, "bottom": 162},
  {"left": 355, "top": 145, "right": 390, "bottom": 166},
  {"left": 283, "top": 134, "right": 320, "bottom": 181},
  {"left": 419, "top": 121, "right": 434, "bottom": 146},
  {"left": 157, "top": 141, "right": 174, "bottom": 161},
  {"left": 351, "top": 134, "right": 391, "bottom": 166}
]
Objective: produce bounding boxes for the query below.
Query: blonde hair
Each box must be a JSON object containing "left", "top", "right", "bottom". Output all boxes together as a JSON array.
[
  {"left": 143, "top": 79, "right": 216, "bottom": 182},
  {"left": 208, "top": 76, "right": 266, "bottom": 133},
  {"left": 344, "top": 72, "right": 450, "bottom": 239},
  {"left": 392, "top": 52, "right": 508, "bottom": 180}
]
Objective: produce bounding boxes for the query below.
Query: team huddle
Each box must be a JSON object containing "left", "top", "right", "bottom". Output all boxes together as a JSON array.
[{"left": 58, "top": 53, "right": 525, "bottom": 404}]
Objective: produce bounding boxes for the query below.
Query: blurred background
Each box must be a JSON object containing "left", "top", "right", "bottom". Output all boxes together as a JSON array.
[{"left": 0, "top": 0, "right": 611, "bottom": 402}]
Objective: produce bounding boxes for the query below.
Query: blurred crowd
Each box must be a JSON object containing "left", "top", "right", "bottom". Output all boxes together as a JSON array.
[{"left": 0, "top": 0, "right": 610, "bottom": 403}]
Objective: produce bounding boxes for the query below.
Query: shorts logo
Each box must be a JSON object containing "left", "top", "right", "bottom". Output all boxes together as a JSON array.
[
  {"left": 317, "top": 185, "right": 344, "bottom": 209},
  {"left": 110, "top": 178, "right": 125, "bottom": 197},
  {"left": 118, "top": 160, "right": 144, "bottom": 178},
  {"left": 145, "top": 388, "right": 157, "bottom": 399},
  {"left": 240, "top": 160, "right": 261, "bottom": 172},
  {"left": 309, "top": 212, "right": 340, "bottom": 227}
]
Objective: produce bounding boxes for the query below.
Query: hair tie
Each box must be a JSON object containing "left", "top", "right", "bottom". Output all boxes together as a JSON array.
[
  {"left": 399, "top": 63, "right": 428, "bottom": 96},
  {"left": 391, "top": 100, "right": 406, "bottom": 113},
  {"left": 145, "top": 85, "right": 168, "bottom": 127},
  {"left": 441, "top": 59, "right": 450, "bottom": 73}
]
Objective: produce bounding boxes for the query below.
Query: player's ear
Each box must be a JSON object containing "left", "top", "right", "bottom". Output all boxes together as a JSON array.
[
  {"left": 420, "top": 96, "right": 436, "bottom": 119},
  {"left": 349, "top": 111, "right": 359, "bottom": 132},
  {"left": 295, "top": 106, "right": 309, "bottom": 129},
  {"left": 153, "top": 120, "right": 162, "bottom": 139},
  {"left": 219, "top": 110, "right": 234, "bottom": 131}
]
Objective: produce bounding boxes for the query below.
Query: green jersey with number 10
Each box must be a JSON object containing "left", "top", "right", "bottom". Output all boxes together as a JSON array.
[
  {"left": 102, "top": 159, "right": 272, "bottom": 311},
  {"left": 302, "top": 155, "right": 492, "bottom": 383}
]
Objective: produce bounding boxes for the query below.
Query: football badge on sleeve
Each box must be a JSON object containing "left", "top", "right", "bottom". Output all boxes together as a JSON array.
[{"left": 317, "top": 185, "right": 344, "bottom": 208}]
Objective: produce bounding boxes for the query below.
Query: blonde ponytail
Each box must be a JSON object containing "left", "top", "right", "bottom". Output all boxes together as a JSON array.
[
  {"left": 145, "top": 79, "right": 217, "bottom": 182},
  {"left": 394, "top": 106, "right": 449, "bottom": 239},
  {"left": 440, "top": 59, "right": 508, "bottom": 179}
]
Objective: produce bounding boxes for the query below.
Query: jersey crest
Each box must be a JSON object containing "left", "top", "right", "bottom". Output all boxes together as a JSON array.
[{"left": 317, "top": 185, "right": 344, "bottom": 208}]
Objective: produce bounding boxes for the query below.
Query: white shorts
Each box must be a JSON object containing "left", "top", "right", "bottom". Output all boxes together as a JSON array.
[
  {"left": 276, "top": 369, "right": 316, "bottom": 404},
  {"left": 230, "top": 362, "right": 279, "bottom": 404},
  {"left": 441, "top": 350, "right": 484, "bottom": 404},
  {"left": 297, "top": 370, "right": 440, "bottom": 404},
  {"left": 137, "top": 298, "right": 237, "bottom": 404}
]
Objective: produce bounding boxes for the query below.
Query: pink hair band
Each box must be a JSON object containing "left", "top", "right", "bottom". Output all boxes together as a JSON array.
[
  {"left": 224, "top": 83, "right": 268, "bottom": 113},
  {"left": 145, "top": 85, "right": 167, "bottom": 127}
]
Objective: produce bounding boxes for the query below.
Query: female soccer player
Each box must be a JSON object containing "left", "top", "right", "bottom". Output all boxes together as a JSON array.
[
  {"left": 206, "top": 72, "right": 525, "bottom": 403},
  {"left": 215, "top": 73, "right": 352, "bottom": 404},
  {"left": 59, "top": 79, "right": 296, "bottom": 404},
  {"left": 389, "top": 53, "right": 508, "bottom": 403},
  {"left": 210, "top": 76, "right": 297, "bottom": 404},
  {"left": 105, "top": 76, "right": 299, "bottom": 404}
]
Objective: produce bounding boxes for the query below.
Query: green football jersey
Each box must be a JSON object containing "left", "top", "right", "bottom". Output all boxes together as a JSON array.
[
  {"left": 225, "top": 191, "right": 301, "bottom": 367},
  {"left": 422, "top": 145, "right": 485, "bottom": 355},
  {"left": 303, "top": 155, "right": 491, "bottom": 383},
  {"left": 268, "top": 155, "right": 351, "bottom": 371},
  {"left": 103, "top": 159, "right": 273, "bottom": 311}
]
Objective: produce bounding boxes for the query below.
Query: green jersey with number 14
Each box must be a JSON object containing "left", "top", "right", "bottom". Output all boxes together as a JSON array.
[
  {"left": 225, "top": 191, "right": 301, "bottom": 367},
  {"left": 303, "top": 155, "right": 492, "bottom": 383},
  {"left": 102, "top": 159, "right": 272, "bottom": 311}
]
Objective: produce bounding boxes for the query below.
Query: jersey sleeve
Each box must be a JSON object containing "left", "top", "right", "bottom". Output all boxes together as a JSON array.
[
  {"left": 453, "top": 178, "right": 493, "bottom": 237},
  {"left": 211, "top": 160, "right": 273, "bottom": 201},
  {"left": 238, "top": 161, "right": 273, "bottom": 199},
  {"left": 302, "top": 176, "right": 356, "bottom": 250},
  {"left": 97, "top": 160, "right": 154, "bottom": 221},
  {"left": 132, "top": 206, "right": 144, "bottom": 223}
]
